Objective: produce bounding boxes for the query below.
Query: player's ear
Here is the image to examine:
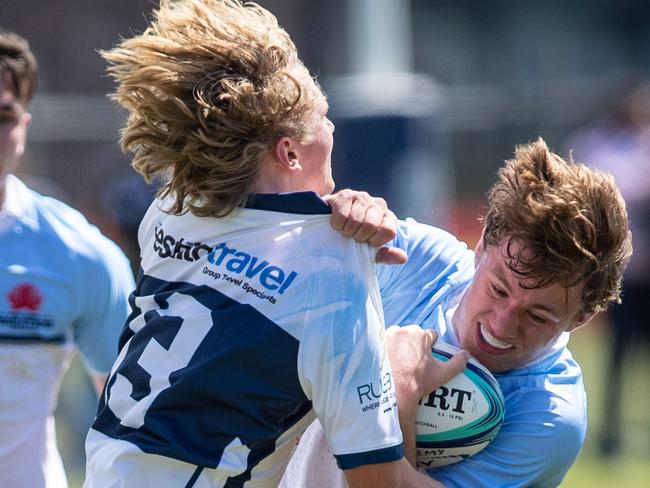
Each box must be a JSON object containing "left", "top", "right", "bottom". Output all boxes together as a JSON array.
[
  {"left": 14, "top": 112, "right": 32, "bottom": 158},
  {"left": 273, "top": 136, "right": 302, "bottom": 172},
  {"left": 21, "top": 112, "right": 32, "bottom": 129},
  {"left": 567, "top": 310, "right": 597, "bottom": 332}
]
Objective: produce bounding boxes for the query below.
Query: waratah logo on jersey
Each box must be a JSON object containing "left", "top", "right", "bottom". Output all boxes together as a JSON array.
[
  {"left": 0, "top": 283, "right": 53, "bottom": 332},
  {"left": 7, "top": 283, "right": 42, "bottom": 311}
]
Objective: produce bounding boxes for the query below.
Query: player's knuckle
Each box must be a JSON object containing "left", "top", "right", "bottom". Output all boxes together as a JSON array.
[
  {"left": 348, "top": 215, "right": 363, "bottom": 227},
  {"left": 358, "top": 218, "right": 375, "bottom": 231},
  {"left": 330, "top": 219, "right": 344, "bottom": 231}
]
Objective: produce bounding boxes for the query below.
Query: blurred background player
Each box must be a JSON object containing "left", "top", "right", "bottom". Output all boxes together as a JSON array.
[
  {"left": 84, "top": 1, "right": 466, "bottom": 487},
  {"left": 0, "top": 30, "right": 135, "bottom": 488},
  {"left": 281, "top": 138, "right": 632, "bottom": 488}
]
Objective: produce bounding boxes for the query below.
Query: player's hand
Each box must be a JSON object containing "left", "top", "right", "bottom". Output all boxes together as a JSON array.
[
  {"left": 324, "top": 189, "right": 407, "bottom": 265},
  {"left": 386, "top": 325, "right": 469, "bottom": 421}
]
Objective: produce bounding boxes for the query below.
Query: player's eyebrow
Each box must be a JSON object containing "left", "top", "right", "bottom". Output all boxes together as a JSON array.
[{"left": 491, "top": 267, "right": 512, "bottom": 293}]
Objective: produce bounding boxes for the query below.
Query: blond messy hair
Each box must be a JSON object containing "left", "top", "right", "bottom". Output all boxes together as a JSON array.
[
  {"left": 483, "top": 138, "right": 632, "bottom": 314},
  {"left": 102, "top": 0, "right": 322, "bottom": 217}
]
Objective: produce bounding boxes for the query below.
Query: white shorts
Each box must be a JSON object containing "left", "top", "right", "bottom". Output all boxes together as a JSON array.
[
  {"left": 84, "top": 429, "right": 287, "bottom": 488},
  {"left": 279, "top": 420, "right": 347, "bottom": 488}
]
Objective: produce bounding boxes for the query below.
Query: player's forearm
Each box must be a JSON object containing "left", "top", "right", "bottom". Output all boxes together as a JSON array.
[
  {"left": 397, "top": 458, "right": 446, "bottom": 488},
  {"left": 399, "top": 409, "right": 418, "bottom": 468},
  {"left": 398, "top": 459, "right": 445, "bottom": 488},
  {"left": 386, "top": 326, "right": 469, "bottom": 471},
  {"left": 345, "top": 458, "right": 446, "bottom": 488}
]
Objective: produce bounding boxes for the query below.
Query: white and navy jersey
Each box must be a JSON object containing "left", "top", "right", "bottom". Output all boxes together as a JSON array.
[
  {"left": 0, "top": 175, "right": 135, "bottom": 488},
  {"left": 85, "top": 192, "right": 402, "bottom": 488}
]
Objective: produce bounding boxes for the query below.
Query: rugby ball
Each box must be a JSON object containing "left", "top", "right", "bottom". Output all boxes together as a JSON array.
[{"left": 416, "top": 342, "right": 505, "bottom": 469}]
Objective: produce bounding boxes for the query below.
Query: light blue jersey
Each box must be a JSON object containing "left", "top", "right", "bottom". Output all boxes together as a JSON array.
[
  {"left": 85, "top": 192, "right": 402, "bottom": 488},
  {"left": 280, "top": 218, "right": 587, "bottom": 488},
  {"left": 381, "top": 219, "right": 587, "bottom": 488},
  {"left": 0, "top": 175, "right": 135, "bottom": 488}
]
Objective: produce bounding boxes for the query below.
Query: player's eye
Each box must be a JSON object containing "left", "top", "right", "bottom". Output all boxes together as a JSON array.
[
  {"left": 528, "top": 312, "right": 547, "bottom": 324},
  {"left": 490, "top": 283, "right": 507, "bottom": 298}
]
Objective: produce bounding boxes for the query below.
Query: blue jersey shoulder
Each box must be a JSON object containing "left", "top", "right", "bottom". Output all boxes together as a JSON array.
[
  {"left": 28, "top": 187, "right": 134, "bottom": 371},
  {"left": 378, "top": 218, "right": 474, "bottom": 326}
]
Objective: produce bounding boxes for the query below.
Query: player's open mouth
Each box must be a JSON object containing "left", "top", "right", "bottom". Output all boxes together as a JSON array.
[{"left": 479, "top": 324, "right": 514, "bottom": 351}]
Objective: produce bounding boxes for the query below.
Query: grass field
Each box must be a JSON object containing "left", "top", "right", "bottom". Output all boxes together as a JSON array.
[
  {"left": 57, "top": 317, "right": 649, "bottom": 488},
  {"left": 561, "top": 318, "right": 650, "bottom": 487}
]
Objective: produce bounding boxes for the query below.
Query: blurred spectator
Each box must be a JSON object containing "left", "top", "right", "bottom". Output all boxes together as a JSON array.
[
  {"left": 0, "top": 29, "right": 135, "bottom": 487},
  {"left": 95, "top": 171, "right": 158, "bottom": 274},
  {"left": 567, "top": 81, "right": 650, "bottom": 456}
]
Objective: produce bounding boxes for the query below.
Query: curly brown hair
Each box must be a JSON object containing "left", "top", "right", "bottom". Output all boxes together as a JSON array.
[
  {"left": 482, "top": 138, "right": 632, "bottom": 314},
  {"left": 102, "top": 0, "right": 323, "bottom": 218},
  {"left": 0, "top": 30, "right": 38, "bottom": 105}
]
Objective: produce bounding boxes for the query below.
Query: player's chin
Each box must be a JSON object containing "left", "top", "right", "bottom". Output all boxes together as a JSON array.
[
  {"left": 469, "top": 341, "right": 512, "bottom": 373},
  {"left": 477, "top": 349, "right": 527, "bottom": 373}
]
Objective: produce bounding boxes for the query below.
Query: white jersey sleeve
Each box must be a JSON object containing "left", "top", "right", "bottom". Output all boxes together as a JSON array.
[{"left": 295, "top": 226, "right": 400, "bottom": 468}]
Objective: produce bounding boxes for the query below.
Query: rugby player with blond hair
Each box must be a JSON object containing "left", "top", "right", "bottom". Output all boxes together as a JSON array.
[{"left": 83, "top": 2, "right": 466, "bottom": 487}]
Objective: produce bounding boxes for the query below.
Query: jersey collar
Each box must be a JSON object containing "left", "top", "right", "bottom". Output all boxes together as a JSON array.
[
  {"left": 245, "top": 191, "right": 332, "bottom": 215},
  {"left": 1, "top": 175, "right": 39, "bottom": 231}
]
